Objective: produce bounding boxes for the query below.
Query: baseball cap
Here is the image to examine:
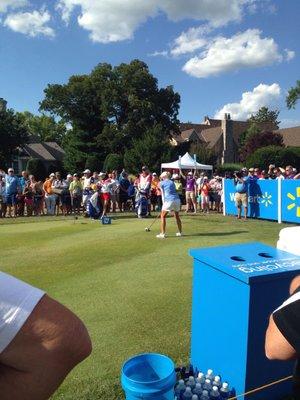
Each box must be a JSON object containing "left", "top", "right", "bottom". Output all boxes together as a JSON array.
[
  {"left": 67, "top": 174, "right": 72, "bottom": 178},
  {"left": 83, "top": 169, "right": 91, "bottom": 174},
  {"left": 249, "top": 168, "right": 254, "bottom": 172},
  {"left": 50, "top": 173, "right": 55, "bottom": 178},
  {"left": 152, "top": 172, "right": 157, "bottom": 176},
  {"left": 8, "top": 168, "right": 14, "bottom": 173},
  {"left": 188, "top": 172, "right": 193, "bottom": 175}
]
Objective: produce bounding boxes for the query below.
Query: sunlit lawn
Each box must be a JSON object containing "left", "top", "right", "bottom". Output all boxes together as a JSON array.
[{"left": 0, "top": 213, "right": 293, "bottom": 399}]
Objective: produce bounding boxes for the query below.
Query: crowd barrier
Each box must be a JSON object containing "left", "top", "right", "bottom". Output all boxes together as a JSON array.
[{"left": 223, "top": 179, "right": 300, "bottom": 224}]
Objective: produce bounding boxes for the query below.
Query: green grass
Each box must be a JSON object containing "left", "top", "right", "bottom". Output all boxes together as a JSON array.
[{"left": 0, "top": 214, "right": 293, "bottom": 399}]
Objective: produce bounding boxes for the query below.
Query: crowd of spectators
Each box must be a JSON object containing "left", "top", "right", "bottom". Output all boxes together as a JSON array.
[{"left": 0, "top": 163, "right": 299, "bottom": 219}]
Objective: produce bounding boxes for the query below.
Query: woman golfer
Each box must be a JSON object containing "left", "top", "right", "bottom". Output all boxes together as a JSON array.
[{"left": 156, "top": 171, "right": 182, "bottom": 239}]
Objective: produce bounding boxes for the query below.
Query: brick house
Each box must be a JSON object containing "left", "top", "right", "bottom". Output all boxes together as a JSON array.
[{"left": 171, "top": 115, "right": 278, "bottom": 164}]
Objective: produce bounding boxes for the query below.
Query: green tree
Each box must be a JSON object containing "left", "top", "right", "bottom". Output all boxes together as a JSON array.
[
  {"left": 103, "top": 153, "right": 124, "bottom": 172},
  {"left": 240, "top": 126, "right": 283, "bottom": 163},
  {"left": 246, "top": 146, "right": 300, "bottom": 170},
  {"left": 26, "top": 158, "right": 47, "bottom": 180},
  {"left": 16, "top": 111, "right": 67, "bottom": 145},
  {"left": 124, "top": 125, "right": 172, "bottom": 173},
  {"left": 40, "top": 60, "right": 180, "bottom": 171},
  {"left": 248, "top": 106, "right": 280, "bottom": 126},
  {"left": 0, "top": 105, "right": 28, "bottom": 167},
  {"left": 190, "top": 142, "right": 217, "bottom": 166},
  {"left": 286, "top": 80, "right": 300, "bottom": 109}
]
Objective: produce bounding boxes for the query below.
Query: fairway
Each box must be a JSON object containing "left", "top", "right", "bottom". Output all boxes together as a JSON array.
[{"left": 0, "top": 214, "right": 291, "bottom": 399}]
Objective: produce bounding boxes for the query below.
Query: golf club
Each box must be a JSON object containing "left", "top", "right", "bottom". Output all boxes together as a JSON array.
[{"left": 144, "top": 212, "right": 161, "bottom": 232}]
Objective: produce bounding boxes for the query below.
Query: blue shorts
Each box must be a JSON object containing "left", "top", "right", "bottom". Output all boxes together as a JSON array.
[{"left": 5, "top": 194, "right": 17, "bottom": 205}]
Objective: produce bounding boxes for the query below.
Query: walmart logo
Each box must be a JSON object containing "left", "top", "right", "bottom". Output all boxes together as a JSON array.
[
  {"left": 260, "top": 192, "right": 273, "bottom": 207},
  {"left": 287, "top": 187, "right": 300, "bottom": 217}
]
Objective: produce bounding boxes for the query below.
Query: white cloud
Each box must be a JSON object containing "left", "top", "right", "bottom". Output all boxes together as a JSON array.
[
  {"left": 285, "top": 49, "right": 295, "bottom": 62},
  {"left": 280, "top": 119, "right": 300, "bottom": 128},
  {"left": 170, "top": 25, "right": 210, "bottom": 56},
  {"left": 148, "top": 50, "right": 168, "bottom": 57},
  {"left": 4, "top": 9, "right": 55, "bottom": 37},
  {"left": 0, "top": 0, "right": 27, "bottom": 13},
  {"left": 56, "top": 0, "right": 260, "bottom": 43},
  {"left": 183, "top": 29, "right": 283, "bottom": 78},
  {"left": 214, "top": 83, "right": 281, "bottom": 120}
]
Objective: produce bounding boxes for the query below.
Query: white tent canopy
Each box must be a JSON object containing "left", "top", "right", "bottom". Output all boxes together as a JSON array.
[{"left": 161, "top": 152, "right": 213, "bottom": 171}]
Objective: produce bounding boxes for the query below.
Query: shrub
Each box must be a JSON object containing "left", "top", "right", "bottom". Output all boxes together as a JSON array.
[
  {"left": 246, "top": 146, "right": 300, "bottom": 170},
  {"left": 215, "top": 163, "right": 244, "bottom": 175}
]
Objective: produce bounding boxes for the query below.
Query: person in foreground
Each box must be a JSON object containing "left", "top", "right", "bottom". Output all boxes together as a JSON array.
[
  {"left": 156, "top": 171, "right": 182, "bottom": 239},
  {"left": 0, "top": 271, "right": 92, "bottom": 400},
  {"left": 265, "top": 275, "right": 300, "bottom": 397}
]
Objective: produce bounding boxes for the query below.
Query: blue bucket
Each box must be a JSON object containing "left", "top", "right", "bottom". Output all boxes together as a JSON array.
[
  {"left": 121, "top": 353, "right": 176, "bottom": 400},
  {"left": 101, "top": 216, "right": 111, "bottom": 225}
]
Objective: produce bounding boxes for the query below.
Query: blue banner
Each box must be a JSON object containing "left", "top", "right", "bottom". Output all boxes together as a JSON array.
[
  {"left": 224, "top": 179, "right": 278, "bottom": 221},
  {"left": 281, "top": 180, "right": 300, "bottom": 224}
]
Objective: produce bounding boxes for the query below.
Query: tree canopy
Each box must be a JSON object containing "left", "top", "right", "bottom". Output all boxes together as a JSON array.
[
  {"left": 0, "top": 104, "right": 28, "bottom": 168},
  {"left": 286, "top": 80, "right": 300, "bottom": 109},
  {"left": 40, "top": 59, "right": 180, "bottom": 172},
  {"left": 16, "top": 111, "right": 67, "bottom": 145},
  {"left": 248, "top": 106, "right": 280, "bottom": 126}
]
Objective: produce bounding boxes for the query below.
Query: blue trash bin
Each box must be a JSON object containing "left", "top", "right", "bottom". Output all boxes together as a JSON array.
[
  {"left": 189, "top": 242, "right": 300, "bottom": 400},
  {"left": 121, "top": 353, "right": 176, "bottom": 400}
]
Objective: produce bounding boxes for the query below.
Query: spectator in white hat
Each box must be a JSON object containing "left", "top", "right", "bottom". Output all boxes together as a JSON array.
[
  {"left": 43, "top": 173, "right": 56, "bottom": 215},
  {"left": 82, "top": 169, "right": 92, "bottom": 212}
]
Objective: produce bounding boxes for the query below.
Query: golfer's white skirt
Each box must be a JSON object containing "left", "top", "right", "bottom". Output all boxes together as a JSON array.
[
  {"left": 162, "top": 199, "right": 181, "bottom": 212},
  {"left": 0, "top": 272, "right": 45, "bottom": 353}
]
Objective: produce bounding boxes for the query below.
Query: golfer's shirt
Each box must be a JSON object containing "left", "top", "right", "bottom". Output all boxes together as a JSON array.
[{"left": 273, "top": 286, "right": 300, "bottom": 355}]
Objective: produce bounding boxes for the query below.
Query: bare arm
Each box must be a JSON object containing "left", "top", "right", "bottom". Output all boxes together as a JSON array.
[{"left": 265, "top": 314, "right": 297, "bottom": 360}]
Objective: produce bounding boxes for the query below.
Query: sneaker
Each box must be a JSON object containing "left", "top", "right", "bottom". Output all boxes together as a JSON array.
[
  {"left": 156, "top": 233, "right": 166, "bottom": 239},
  {"left": 176, "top": 232, "right": 182, "bottom": 237}
]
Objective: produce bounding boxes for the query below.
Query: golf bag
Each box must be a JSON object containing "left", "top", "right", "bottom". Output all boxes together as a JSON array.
[{"left": 135, "top": 190, "right": 148, "bottom": 218}]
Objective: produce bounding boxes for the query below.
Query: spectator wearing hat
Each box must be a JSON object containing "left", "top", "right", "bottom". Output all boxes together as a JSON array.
[
  {"left": 137, "top": 166, "right": 152, "bottom": 216},
  {"left": 82, "top": 169, "right": 92, "bottom": 212},
  {"left": 248, "top": 168, "right": 259, "bottom": 182},
  {"left": 43, "top": 173, "right": 56, "bottom": 215},
  {"left": 234, "top": 170, "right": 250, "bottom": 220},
  {"left": 156, "top": 171, "right": 182, "bottom": 239},
  {"left": 4, "top": 168, "right": 20, "bottom": 218},
  {"left": 180, "top": 169, "right": 197, "bottom": 214},
  {"left": 69, "top": 174, "right": 83, "bottom": 215}
]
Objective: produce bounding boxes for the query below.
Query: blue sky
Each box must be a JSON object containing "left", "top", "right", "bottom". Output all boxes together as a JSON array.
[{"left": 0, "top": 0, "right": 299, "bottom": 127}]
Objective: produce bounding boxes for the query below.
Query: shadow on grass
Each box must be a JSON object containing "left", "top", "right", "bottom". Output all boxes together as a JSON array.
[{"left": 169, "top": 230, "right": 249, "bottom": 238}]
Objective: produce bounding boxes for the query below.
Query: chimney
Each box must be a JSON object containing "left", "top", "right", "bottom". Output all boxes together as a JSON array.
[{"left": 221, "top": 113, "right": 235, "bottom": 164}]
